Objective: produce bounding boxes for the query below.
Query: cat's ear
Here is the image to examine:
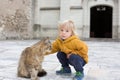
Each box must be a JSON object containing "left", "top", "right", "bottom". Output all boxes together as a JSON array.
[
  {"left": 44, "top": 37, "right": 50, "bottom": 44},
  {"left": 41, "top": 37, "right": 50, "bottom": 44},
  {"left": 41, "top": 37, "right": 49, "bottom": 41},
  {"left": 41, "top": 37, "right": 49, "bottom": 40},
  {"left": 45, "top": 37, "right": 49, "bottom": 40}
]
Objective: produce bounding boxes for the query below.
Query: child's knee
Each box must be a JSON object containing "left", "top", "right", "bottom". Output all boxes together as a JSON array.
[{"left": 57, "top": 52, "right": 66, "bottom": 58}]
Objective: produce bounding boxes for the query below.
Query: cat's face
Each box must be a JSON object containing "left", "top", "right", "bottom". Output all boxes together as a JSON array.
[
  {"left": 43, "top": 37, "right": 51, "bottom": 50},
  {"left": 40, "top": 37, "right": 51, "bottom": 53}
]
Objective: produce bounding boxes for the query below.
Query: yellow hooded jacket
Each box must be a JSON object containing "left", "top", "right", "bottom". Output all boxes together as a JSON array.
[{"left": 49, "top": 35, "right": 88, "bottom": 63}]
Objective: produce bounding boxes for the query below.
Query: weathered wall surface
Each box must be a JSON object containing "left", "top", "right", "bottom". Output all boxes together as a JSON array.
[
  {"left": 0, "top": 0, "right": 120, "bottom": 40},
  {"left": 0, "top": 0, "right": 32, "bottom": 39}
]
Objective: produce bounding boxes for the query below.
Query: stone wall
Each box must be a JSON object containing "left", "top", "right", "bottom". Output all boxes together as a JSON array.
[
  {"left": 0, "top": 0, "right": 120, "bottom": 40},
  {"left": 0, "top": 0, "right": 32, "bottom": 39}
]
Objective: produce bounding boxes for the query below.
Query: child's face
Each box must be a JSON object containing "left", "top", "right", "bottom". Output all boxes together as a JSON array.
[{"left": 59, "top": 27, "right": 72, "bottom": 40}]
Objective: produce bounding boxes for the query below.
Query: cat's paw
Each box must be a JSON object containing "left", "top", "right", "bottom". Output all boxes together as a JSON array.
[{"left": 37, "top": 69, "right": 47, "bottom": 77}]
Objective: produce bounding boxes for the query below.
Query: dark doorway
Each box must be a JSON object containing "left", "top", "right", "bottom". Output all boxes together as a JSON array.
[{"left": 90, "top": 5, "right": 112, "bottom": 38}]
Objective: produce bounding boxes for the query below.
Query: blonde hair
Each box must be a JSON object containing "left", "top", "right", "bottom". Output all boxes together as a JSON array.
[{"left": 58, "top": 20, "right": 77, "bottom": 35}]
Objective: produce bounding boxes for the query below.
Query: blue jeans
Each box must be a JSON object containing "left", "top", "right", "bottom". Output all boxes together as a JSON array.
[{"left": 57, "top": 52, "right": 86, "bottom": 73}]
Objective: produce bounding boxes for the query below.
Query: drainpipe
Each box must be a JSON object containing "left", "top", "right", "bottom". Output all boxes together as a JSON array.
[{"left": 33, "top": 0, "right": 41, "bottom": 39}]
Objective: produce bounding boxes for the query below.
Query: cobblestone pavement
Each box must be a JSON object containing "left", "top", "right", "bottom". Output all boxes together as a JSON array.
[{"left": 0, "top": 40, "right": 120, "bottom": 80}]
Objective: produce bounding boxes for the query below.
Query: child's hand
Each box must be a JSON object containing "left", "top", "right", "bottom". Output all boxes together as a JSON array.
[
  {"left": 67, "top": 54, "right": 72, "bottom": 59},
  {"left": 44, "top": 50, "right": 51, "bottom": 55}
]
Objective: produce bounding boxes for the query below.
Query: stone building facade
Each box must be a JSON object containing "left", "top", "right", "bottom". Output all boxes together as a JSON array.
[
  {"left": 0, "top": 0, "right": 33, "bottom": 39},
  {"left": 0, "top": 0, "right": 120, "bottom": 40}
]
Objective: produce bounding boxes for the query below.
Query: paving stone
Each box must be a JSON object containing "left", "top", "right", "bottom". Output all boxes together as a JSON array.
[{"left": 0, "top": 40, "right": 120, "bottom": 80}]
